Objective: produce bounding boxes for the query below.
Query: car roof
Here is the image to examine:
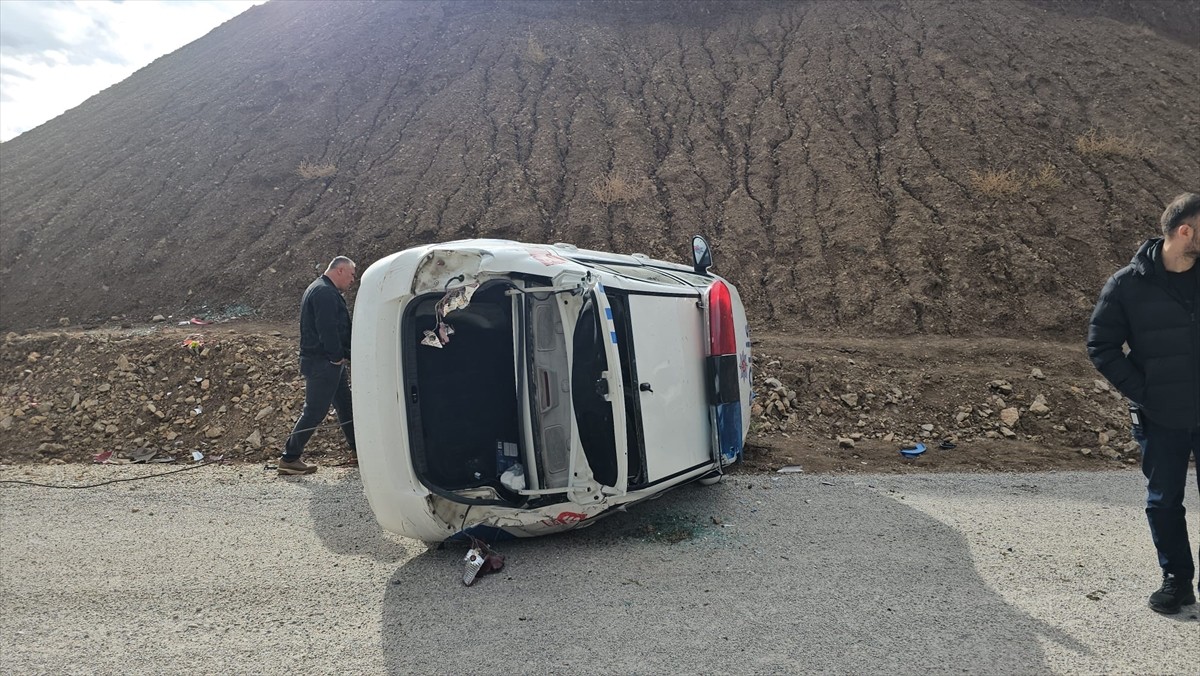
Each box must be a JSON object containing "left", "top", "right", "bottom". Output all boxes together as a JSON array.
[{"left": 429, "top": 238, "right": 695, "bottom": 273}]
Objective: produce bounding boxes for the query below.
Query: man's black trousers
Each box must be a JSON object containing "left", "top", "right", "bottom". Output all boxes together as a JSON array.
[
  {"left": 284, "top": 357, "right": 355, "bottom": 460},
  {"left": 1134, "top": 419, "right": 1200, "bottom": 584}
]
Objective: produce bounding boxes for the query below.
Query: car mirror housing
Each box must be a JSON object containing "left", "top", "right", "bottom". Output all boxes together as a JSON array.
[{"left": 692, "top": 235, "right": 712, "bottom": 274}]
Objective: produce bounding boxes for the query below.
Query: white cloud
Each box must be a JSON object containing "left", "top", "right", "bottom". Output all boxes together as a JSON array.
[{"left": 0, "top": 0, "right": 265, "bottom": 142}]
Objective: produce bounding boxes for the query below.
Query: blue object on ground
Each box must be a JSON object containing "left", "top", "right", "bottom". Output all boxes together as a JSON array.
[{"left": 900, "top": 443, "right": 927, "bottom": 458}]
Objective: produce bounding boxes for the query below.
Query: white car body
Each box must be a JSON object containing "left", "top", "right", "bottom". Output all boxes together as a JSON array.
[{"left": 351, "top": 238, "right": 751, "bottom": 542}]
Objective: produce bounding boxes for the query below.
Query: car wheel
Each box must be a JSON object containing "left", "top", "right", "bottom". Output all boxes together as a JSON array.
[{"left": 698, "top": 471, "right": 723, "bottom": 486}]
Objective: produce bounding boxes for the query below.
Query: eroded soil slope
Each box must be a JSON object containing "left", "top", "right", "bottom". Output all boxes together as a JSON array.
[{"left": 2, "top": 0, "right": 1197, "bottom": 336}]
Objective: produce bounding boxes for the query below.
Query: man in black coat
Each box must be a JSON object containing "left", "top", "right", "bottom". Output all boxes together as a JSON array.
[
  {"left": 1088, "top": 192, "right": 1200, "bottom": 614},
  {"left": 279, "top": 256, "right": 357, "bottom": 475}
]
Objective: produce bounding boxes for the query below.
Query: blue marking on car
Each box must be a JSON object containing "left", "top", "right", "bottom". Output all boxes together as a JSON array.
[{"left": 715, "top": 401, "right": 743, "bottom": 463}]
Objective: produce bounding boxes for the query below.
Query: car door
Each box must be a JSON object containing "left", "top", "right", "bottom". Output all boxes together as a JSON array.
[
  {"left": 622, "top": 292, "right": 712, "bottom": 482},
  {"left": 567, "top": 282, "right": 629, "bottom": 499}
]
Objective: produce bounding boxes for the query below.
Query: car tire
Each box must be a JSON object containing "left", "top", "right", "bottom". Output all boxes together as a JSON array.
[{"left": 698, "top": 471, "right": 723, "bottom": 486}]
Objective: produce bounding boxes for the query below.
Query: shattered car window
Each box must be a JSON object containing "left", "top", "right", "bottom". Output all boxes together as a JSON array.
[{"left": 570, "top": 295, "right": 618, "bottom": 487}]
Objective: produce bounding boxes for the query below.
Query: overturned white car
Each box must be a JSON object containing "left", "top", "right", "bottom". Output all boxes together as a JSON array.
[{"left": 351, "top": 237, "right": 751, "bottom": 542}]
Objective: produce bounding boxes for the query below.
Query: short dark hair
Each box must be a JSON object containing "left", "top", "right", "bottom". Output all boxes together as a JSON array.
[{"left": 1160, "top": 192, "right": 1200, "bottom": 235}]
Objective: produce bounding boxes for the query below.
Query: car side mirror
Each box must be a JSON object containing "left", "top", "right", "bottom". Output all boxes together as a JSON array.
[{"left": 692, "top": 235, "right": 713, "bottom": 274}]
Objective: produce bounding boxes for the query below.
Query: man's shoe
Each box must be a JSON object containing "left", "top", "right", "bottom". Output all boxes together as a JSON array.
[
  {"left": 1148, "top": 573, "right": 1197, "bottom": 614},
  {"left": 277, "top": 457, "right": 318, "bottom": 475}
]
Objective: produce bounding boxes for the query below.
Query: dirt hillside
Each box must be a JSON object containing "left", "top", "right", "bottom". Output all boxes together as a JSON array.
[
  {"left": 1, "top": 0, "right": 1196, "bottom": 469},
  {"left": 1, "top": 0, "right": 1197, "bottom": 336}
]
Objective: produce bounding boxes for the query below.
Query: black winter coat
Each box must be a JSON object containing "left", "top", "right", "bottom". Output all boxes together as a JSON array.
[
  {"left": 1087, "top": 238, "right": 1200, "bottom": 430},
  {"left": 298, "top": 275, "right": 352, "bottom": 363}
]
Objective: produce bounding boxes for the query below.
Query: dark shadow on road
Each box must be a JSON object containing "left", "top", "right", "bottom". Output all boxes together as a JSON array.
[
  {"left": 303, "top": 469, "right": 416, "bottom": 563},
  {"left": 376, "top": 477, "right": 1087, "bottom": 674}
]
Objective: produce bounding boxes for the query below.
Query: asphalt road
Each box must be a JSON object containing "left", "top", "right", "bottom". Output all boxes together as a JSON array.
[{"left": 1, "top": 464, "right": 1197, "bottom": 675}]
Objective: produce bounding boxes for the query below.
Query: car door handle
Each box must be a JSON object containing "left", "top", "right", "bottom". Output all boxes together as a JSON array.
[{"left": 639, "top": 382, "right": 653, "bottom": 393}]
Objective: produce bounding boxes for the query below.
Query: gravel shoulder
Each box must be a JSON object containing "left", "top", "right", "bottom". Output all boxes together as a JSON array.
[{"left": 1, "top": 464, "right": 1195, "bottom": 674}]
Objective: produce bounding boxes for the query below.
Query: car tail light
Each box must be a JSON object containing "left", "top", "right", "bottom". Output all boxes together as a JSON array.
[
  {"left": 705, "top": 279, "right": 744, "bottom": 466},
  {"left": 705, "top": 280, "right": 740, "bottom": 405},
  {"left": 707, "top": 280, "right": 736, "bottom": 356}
]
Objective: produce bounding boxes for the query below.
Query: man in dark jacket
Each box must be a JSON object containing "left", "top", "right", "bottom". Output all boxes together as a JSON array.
[
  {"left": 279, "top": 256, "right": 357, "bottom": 475},
  {"left": 1088, "top": 192, "right": 1200, "bottom": 614}
]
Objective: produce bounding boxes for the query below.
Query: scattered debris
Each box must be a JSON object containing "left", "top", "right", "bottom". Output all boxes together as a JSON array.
[
  {"left": 181, "top": 336, "right": 204, "bottom": 352},
  {"left": 461, "top": 538, "right": 505, "bottom": 586},
  {"left": 422, "top": 283, "right": 479, "bottom": 348},
  {"left": 500, "top": 462, "right": 526, "bottom": 491},
  {"left": 776, "top": 465, "right": 804, "bottom": 473},
  {"left": 631, "top": 513, "right": 703, "bottom": 543},
  {"left": 421, "top": 322, "right": 454, "bottom": 348},
  {"left": 130, "top": 449, "right": 157, "bottom": 463}
]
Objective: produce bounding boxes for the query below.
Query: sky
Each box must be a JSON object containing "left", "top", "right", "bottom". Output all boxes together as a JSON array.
[{"left": 0, "top": 0, "right": 266, "bottom": 143}]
